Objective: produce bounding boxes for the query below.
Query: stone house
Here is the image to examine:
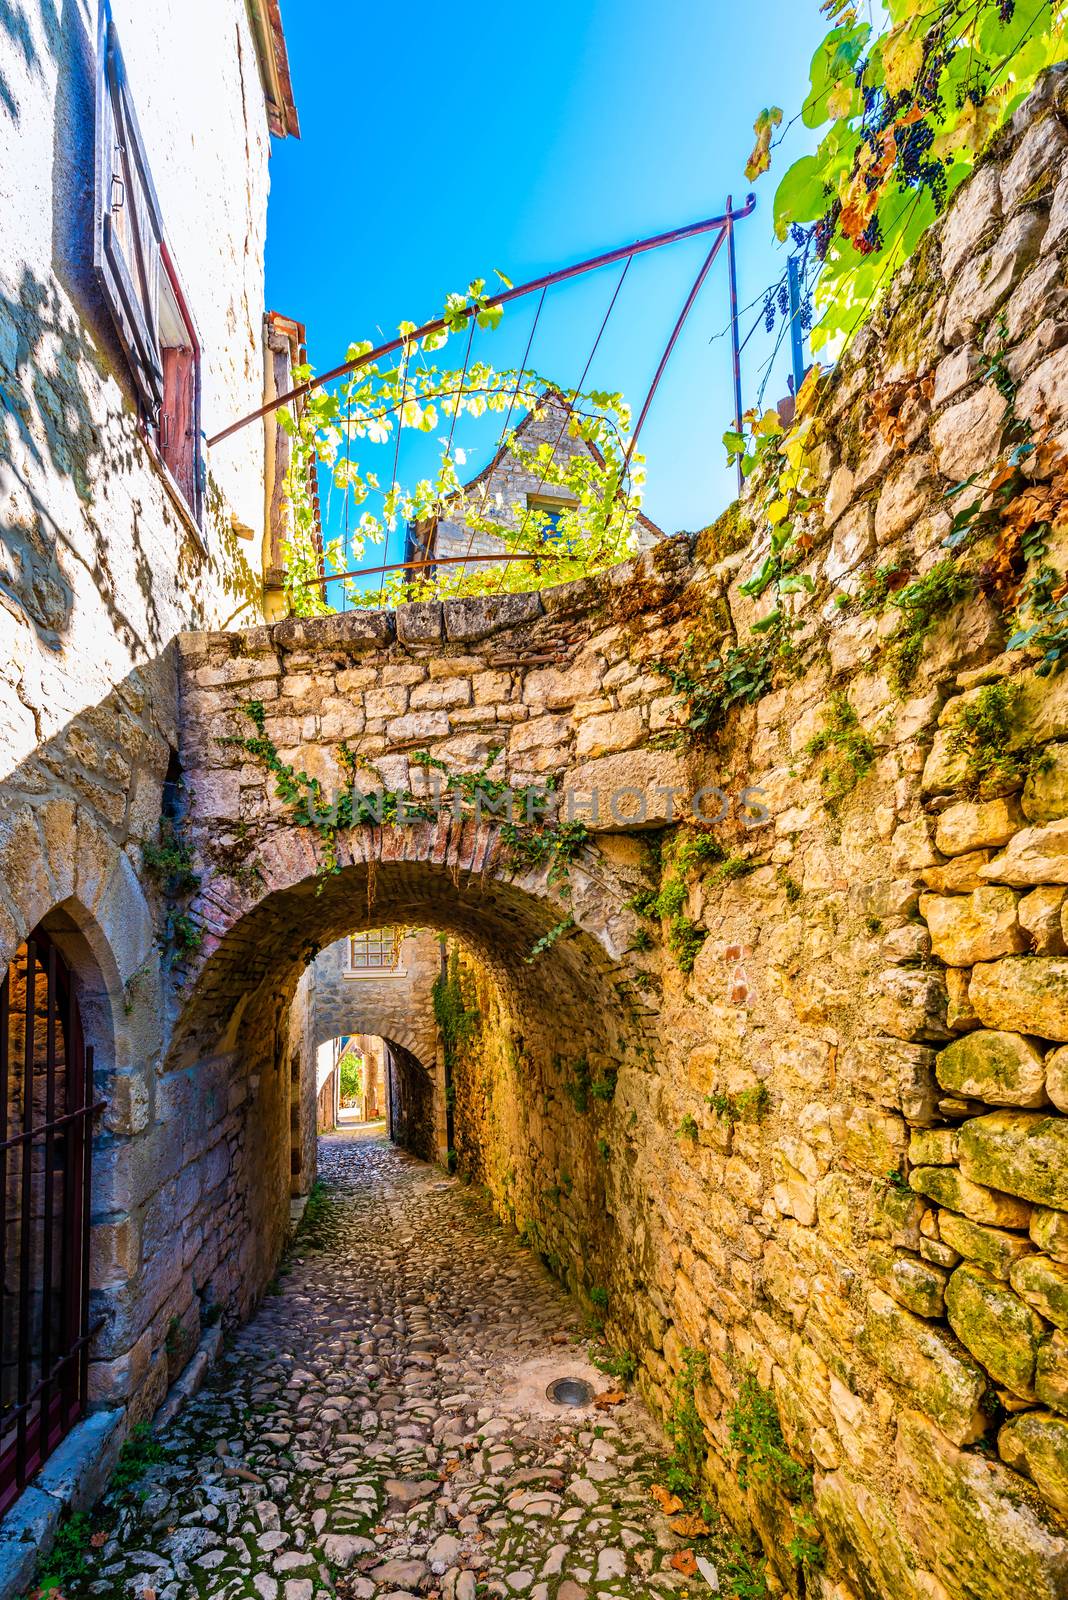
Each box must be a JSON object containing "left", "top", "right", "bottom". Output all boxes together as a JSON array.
[
  {"left": 0, "top": 0, "right": 305, "bottom": 1552},
  {"left": 406, "top": 388, "right": 663, "bottom": 574}
]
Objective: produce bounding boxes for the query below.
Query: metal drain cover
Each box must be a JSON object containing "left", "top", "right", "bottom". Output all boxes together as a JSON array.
[{"left": 546, "top": 1376, "right": 594, "bottom": 1407}]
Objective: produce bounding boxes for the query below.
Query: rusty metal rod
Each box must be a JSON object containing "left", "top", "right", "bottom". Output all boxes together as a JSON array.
[
  {"left": 301, "top": 550, "right": 565, "bottom": 591},
  {"left": 208, "top": 198, "right": 757, "bottom": 448},
  {"left": 624, "top": 218, "right": 730, "bottom": 468}
]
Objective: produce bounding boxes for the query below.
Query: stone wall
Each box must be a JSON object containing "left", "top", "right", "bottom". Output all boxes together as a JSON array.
[
  {"left": 0, "top": 0, "right": 287, "bottom": 1447},
  {"left": 302, "top": 928, "right": 440, "bottom": 1066}
]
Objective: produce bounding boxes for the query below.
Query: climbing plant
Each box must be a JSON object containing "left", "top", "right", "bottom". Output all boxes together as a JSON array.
[
  {"left": 753, "top": 0, "right": 1067, "bottom": 358},
  {"left": 278, "top": 278, "right": 648, "bottom": 613}
]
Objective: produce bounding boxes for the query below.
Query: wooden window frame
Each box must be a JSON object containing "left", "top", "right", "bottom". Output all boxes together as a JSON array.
[
  {"left": 94, "top": 1, "right": 206, "bottom": 539},
  {"left": 347, "top": 930, "right": 403, "bottom": 975}
]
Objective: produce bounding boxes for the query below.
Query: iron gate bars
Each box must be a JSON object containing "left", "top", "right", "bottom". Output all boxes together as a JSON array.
[{"left": 0, "top": 933, "right": 103, "bottom": 1516}]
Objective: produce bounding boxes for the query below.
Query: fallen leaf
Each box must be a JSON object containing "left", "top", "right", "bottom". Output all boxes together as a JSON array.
[
  {"left": 594, "top": 1388, "right": 627, "bottom": 1408},
  {"left": 650, "top": 1483, "right": 685, "bottom": 1514},
  {"left": 670, "top": 1512, "right": 712, "bottom": 1537},
  {"left": 672, "top": 1550, "right": 699, "bottom": 1576},
  {"left": 90, "top": 1531, "right": 108, "bottom": 1548},
  {"left": 142, "top": 1590, "right": 157, "bottom": 1600}
]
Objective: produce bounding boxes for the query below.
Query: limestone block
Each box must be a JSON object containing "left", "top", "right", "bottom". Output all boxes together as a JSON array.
[
  {"left": 507, "top": 714, "right": 569, "bottom": 758},
  {"left": 921, "top": 889, "right": 1025, "bottom": 967},
  {"left": 574, "top": 708, "right": 643, "bottom": 761},
  {"left": 969, "top": 957, "right": 1068, "bottom": 1040},
  {"left": 981, "top": 819, "right": 1068, "bottom": 887},
  {"left": 942, "top": 210, "right": 1047, "bottom": 347},
  {"left": 561, "top": 749, "right": 694, "bottom": 832},
  {"left": 1020, "top": 887, "right": 1068, "bottom": 955},
  {"left": 824, "top": 463, "right": 855, "bottom": 526},
  {"left": 910, "top": 1163, "right": 1032, "bottom": 1228},
  {"left": 935, "top": 1029, "right": 1046, "bottom": 1107},
  {"left": 384, "top": 711, "right": 451, "bottom": 745},
  {"left": 938, "top": 1210, "right": 1036, "bottom": 1282},
  {"left": 923, "top": 849, "right": 995, "bottom": 894},
  {"left": 1001, "top": 113, "right": 1068, "bottom": 211},
  {"left": 409, "top": 678, "right": 471, "bottom": 712},
  {"left": 889, "top": 1253, "right": 951, "bottom": 1319},
  {"left": 895, "top": 1408, "right": 1068, "bottom": 1599},
  {"left": 1011, "top": 1254, "right": 1068, "bottom": 1331},
  {"left": 1037, "top": 1330, "right": 1068, "bottom": 1414},
  {"left": 1032, "top": 1207, "right": 1068, "bottom": 1265},
  {"left": 935, "top": 797, "right": 1024, "bottom": 856},
  {"left": 443, "top": 592, "right": 542, "bottom": 643},
  {"left": 395, "top": 601, "right": 443, "bottom": 644},
  {"left": 929, "top": 384, "right": 1005, "bottom": 482},
  {"left": 1006, "top": 255, "right": 1068, "bottom": 346},
  {"left": 909, "top": 1127, "right": 960, "bottom": 1165},
  {"left": 1024, "top": 745, "right": 1068, "bottom": 822},
  {"left": 1017, "top": 346, "right": 1068, "bottom": 447},
  {"left": 921, "top": 727, "right": 970, "bottom": 795},
  {"left": 874, "top": 454, "right": 935, "bottom": 546},
  {"left": 875, "top": 968, "right": 951, "bottom": 1044},
  {"left": 891, "top": 817, "right": 939, "bottom": 871},
  {"left": 871, "top": 1182, "right": 928, "bottom": 1251},
  {"left": 843, "top": 1105, "right": 908, "bottom": 1176},
  {"left": 824, "top": 501, "right": 876, "bottom": 584},
  {"left": 941, "top": 162, "right": 1002, "bottom": 281},
  {"left": 472, "top": 670, "right": 513, "bottom": 705},
  {"left": 960, "top": 1110, "right": 1068, "bottom": 1209},
  {"left": 999, "top": 1411, "right": 1068, "bottom": 1516},
  {"left": 943, "top": 971, "right": 981, "bottom": 1038},
  {"left": 857, "top": 1289, "right": 987, "bottom": 1444},
  {"left": 946, "top": 1262, "right": 1046, "bottom": 1396},
  {"left": 933, "top": 344, "right": 979, "bottom": 407},
  {"left": 1045, "top": 167, "right": 1068, "bottom": 255}
]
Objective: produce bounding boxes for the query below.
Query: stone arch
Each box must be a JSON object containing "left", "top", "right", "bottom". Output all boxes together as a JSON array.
[{"left": 165, "top": 817, "right": 652, "bottom": 1311}]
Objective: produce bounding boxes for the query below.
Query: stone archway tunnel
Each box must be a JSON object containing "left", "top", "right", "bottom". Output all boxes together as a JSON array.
[{"left": 4, "top": 84, "right": 1068, "bottom": 1600}]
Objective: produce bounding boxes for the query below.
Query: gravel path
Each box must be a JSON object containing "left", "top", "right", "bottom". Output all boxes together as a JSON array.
[{"left": 71, "top": 1131, "right": 698, "bottom": 1600}]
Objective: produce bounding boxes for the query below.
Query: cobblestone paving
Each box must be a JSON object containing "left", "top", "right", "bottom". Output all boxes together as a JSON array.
[{"left": 74, "top": 1133, "right": 697, "bottom": 1600}]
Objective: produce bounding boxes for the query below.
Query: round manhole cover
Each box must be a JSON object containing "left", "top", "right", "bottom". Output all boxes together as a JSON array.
[{"left": 546, "top": 1377, "right": 594, "bottom": 1407}]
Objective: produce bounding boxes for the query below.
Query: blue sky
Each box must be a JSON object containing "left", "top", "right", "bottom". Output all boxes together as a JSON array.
[{"left": 265, "top": 1, "right": 831, "bottom": 587}]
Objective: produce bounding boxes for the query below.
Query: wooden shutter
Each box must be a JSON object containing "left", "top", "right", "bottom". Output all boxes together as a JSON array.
[
  {"left": 93, "top": 2, "right": 166, "bottom": 412},
  {"left": 161, "top": 345, "right": 197, "bottom": 509}
]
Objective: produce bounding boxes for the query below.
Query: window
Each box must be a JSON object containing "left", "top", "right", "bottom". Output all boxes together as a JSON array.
[
  {"left": 527, "top": 494, "right": 577, "bottom": 548},
  {"left": 348, "top": 930, "right": 401, "bottom": 972},
  {"left": 94, "top": 3, "right": 203, "bottom": 527}
]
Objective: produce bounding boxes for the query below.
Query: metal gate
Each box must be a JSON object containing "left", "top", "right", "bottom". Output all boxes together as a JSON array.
[{"left": 0, "top": 932, "right": 99, "bottom": 1514}]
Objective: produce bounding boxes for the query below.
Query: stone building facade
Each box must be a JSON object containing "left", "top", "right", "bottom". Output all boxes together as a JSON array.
[
  {"left": 0, "top": 0, "right": 301, "bottom": 1553},
  {"left": 410, "top": 389, "right": 662, "bottom": 569}
]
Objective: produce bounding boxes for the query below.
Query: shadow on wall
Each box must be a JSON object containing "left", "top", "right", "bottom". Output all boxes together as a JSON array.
[{"left": 0, "top": 0, "right": 61, "bottom": 121}]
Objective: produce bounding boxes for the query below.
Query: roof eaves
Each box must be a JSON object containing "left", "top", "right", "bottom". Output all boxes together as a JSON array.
[{"left": 247, "top": 0, "right": 300, "bottom": 140}]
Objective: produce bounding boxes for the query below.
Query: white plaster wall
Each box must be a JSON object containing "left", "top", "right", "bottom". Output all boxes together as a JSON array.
[{"left": 0, "top": 0, "right": 273, "bottom": 778}]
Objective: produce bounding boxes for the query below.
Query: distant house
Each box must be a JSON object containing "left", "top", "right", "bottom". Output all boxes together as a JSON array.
[{"left": 405, "top": 390, "right": 664, "bottom": 575}]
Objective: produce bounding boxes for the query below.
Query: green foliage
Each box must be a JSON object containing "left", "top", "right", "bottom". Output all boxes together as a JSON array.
[
  {"left": 164, "top": 1313, "right": 182, "bottom": 1354},
  {"left": 655, "top": 877, "right": 688, "bottom": 918},
  {"left": 142, "top": 818, "right": 200, "bottom": 896},
  {"left": 563, "top": 1054, "right": 592, "bottom": 1113},
  {"left": 34, "top": 1510, "right": 92, "bottom": 1594},
  {"left": 110, "top": 1422, "right": 166, "bottom": 1494},
  {"left": 945, "top": 680, "right": 1047, "bottom": 796},
  {"left": 590, "top": 1066, "right": 618, "bottom": 1102},
  {"left": 596, "top": 1136, "right": 611, "bottom": 1161},
  {"left": 666, "top": 1347, "right": 710, "bottom": 1495},
  {"left": 776, "top": 867, "right": 802, "bottom": 903},
  {"left": 590, "top": 1344, "right": 638, "bottom": 1383},
  {"left": 884, "top": 560, "right": 973, "bottom": 693},
  {"left": 627, "top": 888, "right": 661, "bottom": 919},
  {"left": 338, "top": 1049, "right": 363, "bottom": 1104},
  {"left": 805, "top": 690, "right": 876, "bottom": 808},
  {"left": 657, "top": 632, "right": 776, "bottom": 745},
  {"left": 628, "top": 927, "right": 654, "bottom": 952},
  {"left": 765, "top": 3, "right": 1066, "bottom": 358},
  {"left": 278, "top": 292, "right": 650, "bottom": 610},
  {"left": 886, "top": 1167, "right": 910, "bottom": 1191},
  {"left": 727, "top": 1374, "right": 813, "bottom": 1502},
  {"left": 433, "top": 948, "right": 480, "bottom": 1072},
  {"left": 589, "top": 1285, "right": 609, "bottom": 1311},
  {"left": 677, "top": 1113, "right": 700, "bottom": 1140},
  {"left": 668, "top": 915, "right": 707, "bottom": 974},
  {"left": 170, "top": 911, "right": 204, "bottom": 955},
  {"left": 665, "top": 830, "right": 726, "bottom": 876},
  {"left": 707, "top": 1085, "right": 771, "bottom": 1125},
  {"left": 526, "top": 914, "right": 576, "bottom": 964}
]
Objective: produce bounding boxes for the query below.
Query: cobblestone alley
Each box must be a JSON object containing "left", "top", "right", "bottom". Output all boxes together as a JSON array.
[{"left": 68, "top": 1133, "right": 696, "bottom": 1600}]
